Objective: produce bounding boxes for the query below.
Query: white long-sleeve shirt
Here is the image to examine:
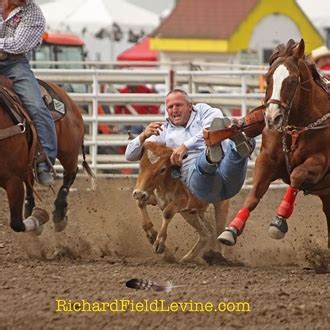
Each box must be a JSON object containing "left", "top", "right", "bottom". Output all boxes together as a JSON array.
[{"left": 125, "top": 103, "right": 229, "bottom": 184}]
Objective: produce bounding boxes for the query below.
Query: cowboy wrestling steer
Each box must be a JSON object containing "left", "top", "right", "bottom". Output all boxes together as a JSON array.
[{"left": 133, "top": 142, "right": 229, "bottom": 262}]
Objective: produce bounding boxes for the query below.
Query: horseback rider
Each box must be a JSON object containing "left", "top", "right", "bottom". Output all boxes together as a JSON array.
[{"left": 0, "top": 0, "right": 56, "bottom": 186}]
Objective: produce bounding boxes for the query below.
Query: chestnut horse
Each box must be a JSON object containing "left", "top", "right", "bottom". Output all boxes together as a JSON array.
[
  {"left": 0, "top": 79, "right": 93, "bottom": 234},
  {"left": 218, "top": 39, "right": 330, "bottom": 247}
]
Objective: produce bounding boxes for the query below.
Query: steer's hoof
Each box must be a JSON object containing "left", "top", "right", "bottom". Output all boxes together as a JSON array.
[
  {"left": 146, "top": 229, "right": 158, "bottom": 245},
  {"left": 217, "top": 227, "right": 238, "bottom": 246},
  {"left": 269, "top": 216, "right": 288, "bottom": 240},
  {"left": 153, "top": 240, "right": 165, "bottom": 254}
]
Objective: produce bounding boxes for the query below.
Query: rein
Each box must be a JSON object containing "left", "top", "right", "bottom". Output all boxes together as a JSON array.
[{"left": 281, "top": 112, "right": 330, "bottom": 174}]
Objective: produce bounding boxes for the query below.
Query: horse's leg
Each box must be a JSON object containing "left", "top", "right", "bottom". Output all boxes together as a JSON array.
[
  {"left": 53, "top": 166, "right": 78, "bottom": 232},
  {"left": 319, "top": 194, "right": 330, "bottom": 249},
  {"left": 290, "top": 156, "right": 327, "bottom": 189},
  {"left": 268, "top": 186, "right": 299, "bottom": 239},
  {"left": 6, "top": 177, "right": 48, "bottom": 234},
  {"left": 24, "top": 182, "right": 35, "bottom": 219},
  {"left": 6, "top": 177, "right": 25, "bottom": 232},
  {"left": 137, "top": 197, "right": 158, "bottom": 245},
  {"left": 218, "top": 151, "right": 279, "bottom": 246}
]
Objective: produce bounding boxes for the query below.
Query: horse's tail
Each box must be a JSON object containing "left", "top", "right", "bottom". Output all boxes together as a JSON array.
[{"left": 81, "top": 144, "right": 96, "bottom": 179}]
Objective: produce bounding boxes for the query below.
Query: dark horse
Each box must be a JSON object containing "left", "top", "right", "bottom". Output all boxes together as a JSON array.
[
  {"left": 218, "top": 39, "right": 330, "bottom": 247},
  {"left": 0, "top": 78, "right": 94, "bottom": 234}
]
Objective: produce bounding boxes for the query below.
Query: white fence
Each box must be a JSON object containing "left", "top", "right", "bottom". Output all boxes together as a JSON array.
[{"left": 34, "top": 67, "right": 286, "bottom": 189}]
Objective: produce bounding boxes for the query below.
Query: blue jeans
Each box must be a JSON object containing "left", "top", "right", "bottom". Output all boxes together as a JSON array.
[
  {"left": 0, "top": 57, "right": 57, "bottom": 162},
  {"left": 187, "top": 140, "right": 252, "bottom": 203}
]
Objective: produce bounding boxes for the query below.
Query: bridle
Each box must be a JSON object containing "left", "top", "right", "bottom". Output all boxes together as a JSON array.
[{"left": 265, "top": 66, "right": 330, "bottom": 174}]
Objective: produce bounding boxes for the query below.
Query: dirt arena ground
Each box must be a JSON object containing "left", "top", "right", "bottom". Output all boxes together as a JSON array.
[{"left": 0, "top": 177, "right": 329, "bottom": 329}]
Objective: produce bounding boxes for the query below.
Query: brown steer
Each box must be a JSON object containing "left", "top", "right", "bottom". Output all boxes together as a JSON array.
[{"left": 133, "top": 141, "right": 229, "bottom": 263}]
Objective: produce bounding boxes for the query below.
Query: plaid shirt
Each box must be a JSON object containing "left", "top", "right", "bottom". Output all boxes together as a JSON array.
[{"left": 0, "top": 0, "right": 45, "bottom": 54}]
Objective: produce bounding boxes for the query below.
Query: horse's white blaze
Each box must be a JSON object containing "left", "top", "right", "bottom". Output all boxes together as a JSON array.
[
  {"left": 147, "top": 149, "right": 160, "bottom": 164},
  {"left": 266, "top": 64, "right": 289, "bottom": 119}
]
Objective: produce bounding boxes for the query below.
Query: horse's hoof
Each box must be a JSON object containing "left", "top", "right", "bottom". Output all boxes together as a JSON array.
[
  {"left": 153, "top": 241, "right": 165, "bottom": 254},
  {"left": 32, "top": 207, "right": 49, "bottom": 225},
  {"left": 269, "top": 216, "right": 288, "bottom": 240},
  {"left": 29, "top": 224, "right": 44, "bottom": 236},
  {"left": 24, "top": 208, "right": 49, "bottom": 235},
  {"left": 217, "top": 227, "right": 238, "bottom": 246},
  {"left": 53, "top": 216, "right": 68, "bottom": 232},
  {"left": 53, "top": 206, "right": 68, "bottom": 223}
]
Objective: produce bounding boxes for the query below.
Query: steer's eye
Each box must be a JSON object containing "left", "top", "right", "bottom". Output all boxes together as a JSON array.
[{"left": 159, "top": 166, "right": 166, "bottom": 175}]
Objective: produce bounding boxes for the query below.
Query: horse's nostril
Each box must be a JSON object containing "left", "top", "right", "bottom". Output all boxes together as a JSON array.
[{"left": 273, "top": 114, "right": 283, "bottom": 127}]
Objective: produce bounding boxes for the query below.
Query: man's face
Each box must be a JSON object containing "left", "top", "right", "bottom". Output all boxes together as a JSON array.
[
  {"left": 166, "top": 92, "right": 192, "bottom": 126},
  {"left": 317, "top": 55, "right": 330, "bottom": 68}
]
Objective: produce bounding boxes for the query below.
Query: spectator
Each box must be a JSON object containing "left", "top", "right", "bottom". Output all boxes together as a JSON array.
[{"left": 311, "top": 45, "right": 330, "bottom": 79}]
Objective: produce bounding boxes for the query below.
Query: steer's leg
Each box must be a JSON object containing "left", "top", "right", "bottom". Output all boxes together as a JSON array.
[
  {"left": 180, "top": 211, "right": 212, "bottom": 263},
  {"left": 153, "top": 201, "right": 182, "bottom": 254},
  {"left": 137, "top": 199, "right": 158, "bottom": 245},
  {"left": 213, "top": 200, "right": 229, "bottom": 236}
]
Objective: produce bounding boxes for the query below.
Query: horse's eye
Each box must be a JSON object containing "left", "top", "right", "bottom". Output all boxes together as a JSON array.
[{"left": 287, "top": 77, "right": 298, "bottom": 86}]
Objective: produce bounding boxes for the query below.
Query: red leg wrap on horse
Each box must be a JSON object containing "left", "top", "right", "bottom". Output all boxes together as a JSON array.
[
  {"left": 277, "top": 186, "right": 299, "bottom": 219},
  {"left": 229, "top": 208, "right": 250, "bottom": 232}
]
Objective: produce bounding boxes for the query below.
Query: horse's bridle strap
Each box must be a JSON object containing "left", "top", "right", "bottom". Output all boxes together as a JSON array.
[{"left": 266, "top": 99, "right": 289, "bottom": 111}]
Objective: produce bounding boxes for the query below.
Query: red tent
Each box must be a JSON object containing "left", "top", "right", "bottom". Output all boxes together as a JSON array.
[{"left": 117, "top": 37, "right": 158, "bottom": 62}]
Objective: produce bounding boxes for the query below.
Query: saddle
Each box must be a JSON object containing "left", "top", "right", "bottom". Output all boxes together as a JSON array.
[
  {"left": 0, "top": 76, "right": 67, "bottom": 125},
  {"left": 0, "top": 76, "right": 67, "bottom": 178},
  {"left": 203, "top": 105, "right": 266, "bottom": 146}
]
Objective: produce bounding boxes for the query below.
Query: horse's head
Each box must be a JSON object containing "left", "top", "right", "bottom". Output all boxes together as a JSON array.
[{"left": 264, "top": 39, "right": 310, "bottom": 130}]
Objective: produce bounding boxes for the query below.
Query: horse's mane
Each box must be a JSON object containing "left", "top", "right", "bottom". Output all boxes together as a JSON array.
[{"left": 269, "top": 39, "right": 327, "bottom": 91}]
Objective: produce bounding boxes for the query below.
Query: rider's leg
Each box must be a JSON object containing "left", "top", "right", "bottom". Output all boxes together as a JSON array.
[
  {"left": 187, "top": 140, "right": 254, "bottom": 203},
  {"left": 2, "top": 58, "right": 57, "bottom": 186}
]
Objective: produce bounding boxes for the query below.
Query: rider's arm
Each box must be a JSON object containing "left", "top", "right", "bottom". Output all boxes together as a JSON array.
[
  {"left": 183, "top": 103, "right": 225, "bottom": 150},
  {"left": 0, "top": 3, "right": 45, "bottom": 54},
  {"left": 125, "top": 123, "right": 166, "bottom": 161}
]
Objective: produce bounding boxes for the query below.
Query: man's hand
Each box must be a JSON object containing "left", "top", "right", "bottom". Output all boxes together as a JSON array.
[
  {"left": 139, "top": 122, "right": 163, "bottom": 143},
  {"left": 170, "top": 144, "right": 188, "bottom": 166}
]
